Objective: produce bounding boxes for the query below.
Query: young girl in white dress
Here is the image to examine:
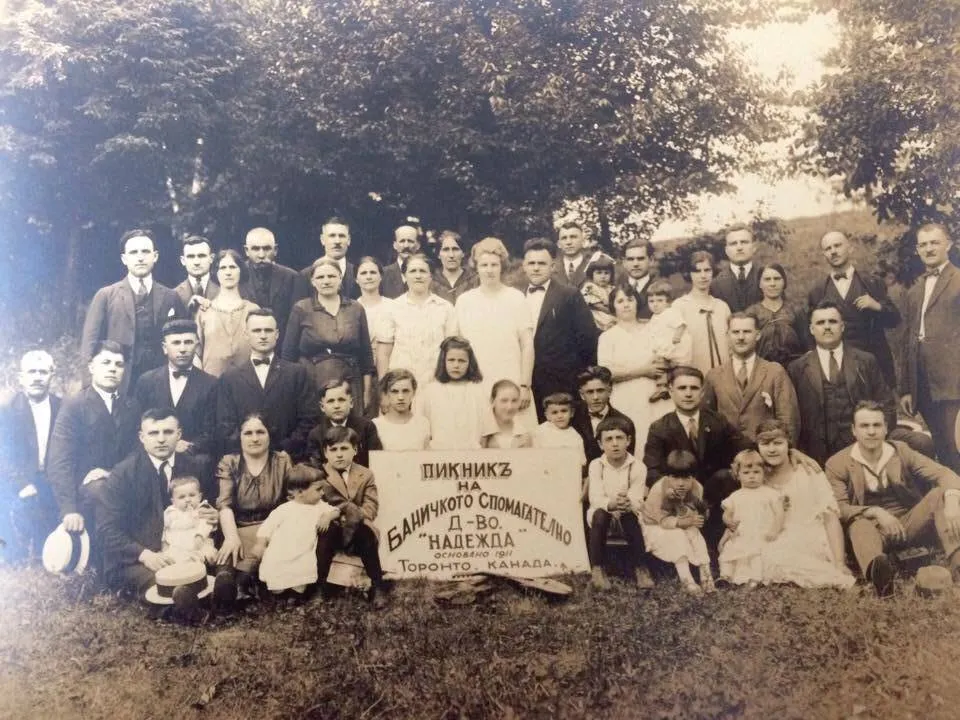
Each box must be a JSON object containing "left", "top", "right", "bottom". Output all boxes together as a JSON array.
[
  {"left": 719, "top": 449, "right": 786, "bottom": 586},
  {"left": 481, "top": 379, "right": 533, "bottom": 449},
  {"left": 373, "top": 369, "right": 431, "bottom": 450},
  {"left": 642, "top": 449, "right": 715, "bottom": 594},
  {"left": 162, "top": 476, "right": 217, "bottom": 565},
  {"left": 420, "top": 336, "right": 487, "bottom": 450},
  {"left": 252, "top": 465, "right": 340, "bottom": 595}
]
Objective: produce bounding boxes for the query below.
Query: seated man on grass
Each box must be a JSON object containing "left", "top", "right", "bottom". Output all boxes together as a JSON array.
[{"left": 826, "top": 401, "right": 960, "bottom": 597}]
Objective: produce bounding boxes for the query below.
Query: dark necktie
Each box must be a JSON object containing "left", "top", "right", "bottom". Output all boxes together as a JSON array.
[
  {"left": 686, "top": 416, "right": 698, "bottom": 442},
  {"left": 736, "top": 265, "right": 746, "bottom": 282},
  {"left": 192, "top": 278, "right": 203, "bottom": 296},
  {"left": 736, "top": 362, "right": 748, "bottom": 390},
  {"left": 135, "top": 279, "right": 147, "bottom": 300},
  {"left": 252, "top": 357, "right": 271, "bottom": 367},
  {"left": 828, "top": 350, "right": 840, "bottom": 383},
  {"left": 527, "top": 285, "right": 545, "bottom": 294},
  {"left": 109, "top": 392, "right": 119, "bottom": 418},
  {"left": 158, "top": 460, "right": 169, "bottom": 490},
  {"left": 833, "top": 271, "right": 847, "bottom": 281}
]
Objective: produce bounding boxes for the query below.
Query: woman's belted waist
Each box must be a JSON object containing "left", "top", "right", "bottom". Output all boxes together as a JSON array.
[{"left": 308, "top": 351, "right": 358, "bottom": 365}]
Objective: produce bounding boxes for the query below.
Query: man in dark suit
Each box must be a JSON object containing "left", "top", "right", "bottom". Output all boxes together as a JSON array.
[
  {"left": 0, "top": 350, "right": 61, "bottom": 562},
  {"left": 789, "top": 301, "right": 932, "bottom": 465},
  {"left": 80, "top": 228, "right": 187, "bottom": 394},
  {"left": 807, "top": 231, "right": 900, "bottom": 387},
  {"left": 299, "top": 216, "right": 358, "bottom": 299},
  {"left": 134, "top": 319, "right": 217, "bottom": 460},
  {"left": 216, "top": 309, "right": 318, "bottom": 461},
  {"left": 520, "top": 237, "right": 599, "bottom": 421},
  {"left": 238, "top": 227, "right": 303, "bottom": 344},
  {"left": 618, "top": 239, "right": 656, "bottom": 320},
  {"left": 97, "top": 409, "right": 225, "bottom": 609},
  {"left": 552, "top": 221, "right": 592, "bottom": 287},
  {"left": 644, "top": 366, "right": 751, "bottom": 546},
  {"left": 703, "top": 312, "right": 800, "bottom": 444},
  {"left": 826, "top": 401, "right": 960, "bottom": 595},
  {"left": 47, "top": 341, "right": 141, "bottom": 547},
  {"left": 710, "top": 226, "right": 763, "bottom": 313},
  {"left": 900, "top": 223, "right": 960, "bottom": 473},
  {"left": 572, "top": 366, "right": 636, "bottom": 464},
  {"left": 175, "top": 235, "right": 219, "bottom": 316},
  {"left": 381, "top": 219, "right": 422, "bottom": 299}
]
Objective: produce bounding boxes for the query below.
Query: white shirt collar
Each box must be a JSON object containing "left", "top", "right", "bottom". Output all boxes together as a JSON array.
[
  {"left": 851, "top": 442, "right": 896, "bottom": 491},
  {"left": 127, "top": 274, "right": 153, "bottom": 293},
  {"left": 816, "top": 343, "right": 844, "bottom": 369},
  {"left": 676, "top": 409, "right": 700, "bottom": 427},
  {"left": 251, "top": 352, "right": 275, "bottom": 366},
  {"left": 734, "top": 353, "right": 756, "bottom": 372},
  {"left": 600, "top": 452, "right": 635, "bottom": 470},
  {"left": 28, "top": 395, "right": 51, "bottom": 409},
  {"left": 92, "top": 385, "right": 116, "bottom": 410},
  {"left": 927, "top": 261, "right": 951, "bottom": 277},
  {"left": 732, "top": 262, "right": 753, "bottom": 277},
  {"left": 148, "top": 453, "right": 176, "bottom": 473},
  {"left": 629, "top": 274, "right": 650, "bottom": 291},
  {"left": 528, "top": 279, "right": 551, "bottom": 293}
]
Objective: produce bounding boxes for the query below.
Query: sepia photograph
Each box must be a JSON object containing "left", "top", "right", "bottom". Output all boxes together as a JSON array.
[{"left": 0, "top": 0, "right": 959, "bottom": 717}]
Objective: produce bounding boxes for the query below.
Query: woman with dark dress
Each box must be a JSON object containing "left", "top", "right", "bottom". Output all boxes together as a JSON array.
[
  {"left": 746, "top": 263, "right": 807, "bottom": 367},
  {"left": 282, "top": 257, "right": 376, "bottom": 411}
]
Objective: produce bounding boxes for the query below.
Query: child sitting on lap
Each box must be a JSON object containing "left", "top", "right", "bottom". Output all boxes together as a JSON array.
[
  {"left": 642, "top": 450, "right": 715, "bottom": 594},
  {"left": 586, "top": 415, "right": 653, "bottom": 591},
  {"left": 162, "top": 476, "right": 217, "bottom": 565},
  {"left": 251, "top": 464, "right": 341, "bottom": 596},
  {"left": 719, "top": 450, "right": 785, "bottom": 587},
  {"left": 646, "top": 279, "right": 691, "bottom": 402}
]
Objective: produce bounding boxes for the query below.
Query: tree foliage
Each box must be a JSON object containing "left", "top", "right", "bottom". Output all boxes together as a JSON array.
[
  {"left": 804, "top": 0, "right": 960, "bottom": 278},
  {"left": 0, "top": 0, "right": 775, "bottom": 332}
]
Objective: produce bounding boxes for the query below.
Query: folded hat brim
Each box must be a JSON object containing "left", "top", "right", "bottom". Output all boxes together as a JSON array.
[{"left": 144, "top": 576, "right": 215, "bottom": 605}]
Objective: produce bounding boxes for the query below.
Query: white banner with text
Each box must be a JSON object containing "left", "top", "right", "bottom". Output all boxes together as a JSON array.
[{"left": 371, "top": 449, "right": 590, "bottom": 580}]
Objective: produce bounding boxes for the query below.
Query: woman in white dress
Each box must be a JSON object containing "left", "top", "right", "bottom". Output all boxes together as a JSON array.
[
  {"left": 597, "top": 283, "right": 672, "bottom": 452},
  {"left": 455, "top": 237, "right": 537, "bottom": 428},
  {"left": 672, "top": 250, "right": 731, "bottom": 376},
  {"left": 196, "top": 249, "right": 259, "bottom": 377},
  {"left": 754, "top": 419, "right": 855, "bottom": 589},
  {"left": 377, "top": 254, "right": 458, "bottom": 391}
]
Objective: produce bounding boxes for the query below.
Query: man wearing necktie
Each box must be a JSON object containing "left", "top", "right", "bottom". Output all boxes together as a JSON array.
[
  {"left": 788, "top": 302, "right": 932, "bottom": 465},
  {"left": 900, "top": 223, "right": 960, "bottom": 473},
  {"left": 572, "top": 366, "right": 637, "bottom": 465},
  {"left": 710, "top": 227, "right": 763, "bottom": 313},
  {"left": 174, "top": 235, "right": 220, "bottom": 315},
  {"left": 80, "top": 229, "right": 187, "bottom": 395},
  {"left": 47, "top": 341, "right": 141, "bottom": 572},
  {"left": 97, "top": 409, "right": 223, "bottom": 610},
  {"left": 380, "top": 219, "right": 422, "bottom": 299},
  {"left": 619, "top": 239, "right": 656, "bottom": 320},
  {"left": 551, "top": 221, "right": 593, "bottom": 288},
  {"left": 826, "top": 401, "right": 960, "bottom": 596},
  {"left": 703, "top": 313, "right": 800, "bottom": 444},
  {"left": 135, "top": 319, "right": 218, "bottom": 462},
  {"left": 807, "top": 231, "right": 900, "bottom": 387}
]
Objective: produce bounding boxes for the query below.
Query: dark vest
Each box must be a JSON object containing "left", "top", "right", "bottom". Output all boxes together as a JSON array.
[
  {"left": 133, "top": 286, "right": 156, "bottom": 367},
  {"left": 822, "top": 365, "right": 854, "bottom": 458}
]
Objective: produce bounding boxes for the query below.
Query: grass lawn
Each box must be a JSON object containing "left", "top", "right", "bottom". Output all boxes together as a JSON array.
[{"left": 2, "top": 567, "right": 959, "bottom": 719}]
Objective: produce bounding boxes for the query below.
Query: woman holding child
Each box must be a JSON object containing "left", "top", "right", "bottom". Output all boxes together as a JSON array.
[
  {"left": 216, "top": 413, "right": 293, "bottom": 594},
  {"left": 597, "top": 282, "right": 681, "bottom": 451},
  {"left": 746, "top": 419, "right": 856, "bottom": 588}
]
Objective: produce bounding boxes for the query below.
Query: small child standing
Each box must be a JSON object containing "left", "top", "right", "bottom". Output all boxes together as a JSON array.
[
  {"left": 641, "top": 450, "right": 715, "bottom": 594},
  {"left": 533, "top": 393, "right": 587, "bottom": 474},
  {"left": 719, "top": 450, "right": 785, "bottom": 586},
  {"left": 373, "top": 369, "right": 431, "bottom": 450},
  {"left": 646, "top": 279, "right": 692, "bottom": 402},
  {"left": 586, "top": 415, "right": 654, "bottom": 590},
  {"left": 252, "top": 464, "right": 341, "bottom": 595},
  {"left": 162, "top": 476, "right": 217, "bottom": 565},
  {"left": 316, "top": 426, "right": 391, "bottom": 609},
  {"left": 420, "top": 336, "right": 487, "bottom": 450},
  {"left": 481, "top": 379, "right": 533, "bottom": 449}
]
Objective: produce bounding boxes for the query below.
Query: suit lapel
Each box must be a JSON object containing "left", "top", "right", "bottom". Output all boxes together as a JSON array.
[
  {"left": 842, "top": 350, "right": 861, "bottom": 393},
  {"left": 14, "top": 394, "right": 39, "bottom": 463},
  {"left": 119, "top": 280, "right": 136, "bottom": 330},
  {"left": 696, "top": 414, "right": 710, "bottom": 459},
  {"left": 324, "top": 463, "right": 351, "bottom": 500},
  {"left": 263, "top": 358, "right": 282, "bottom": 395},
  {"left": 536, "top": 283, "right": 560, "bottom": 332},
  {"left": 802, "top": 353, "right": 824, "bottom": 402},
  {"left": 238, "top": 361, "right": 267, "bottom": 397},
  {"left": 346, "top": 466, "right": 365, "bottom": 501},
  {"left": 741, "top": 359, "right": 766, "bottom": 409},
  {"left": 926, "top": 264, "right": 956, "bottom": 312}
]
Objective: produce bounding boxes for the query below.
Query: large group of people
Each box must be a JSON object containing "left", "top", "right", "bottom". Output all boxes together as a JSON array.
[{"left": 2, "top": 216, "right": 960, "bottom": 618}]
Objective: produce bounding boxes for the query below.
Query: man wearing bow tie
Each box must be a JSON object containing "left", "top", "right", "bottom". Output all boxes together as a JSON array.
[
  {"left": 134, "top": 320, "right": 217, "bottom": 460},
  {"left": 900, "top": 223, "right": 960, "bottom": 473},
  {"left": 216, "top": 309, "right": 318, "bottom": 461},
  {"left": 80, "top": 229, "right": 187, "bottom": 395},
  {"left": 572, "top": 366, "right": 636, "bottom": 464},
  {"left": 710, "top": 227, "right": 763, "bottom": 313},
  {"left": 826, "top": 401, "right": 960, "bottom": 595},
  {"left": 807, "top": 231, "right": 900, "bottom": 387},
  {"left": 521, "top": 237, "right": 599, "bottom": 421}
]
